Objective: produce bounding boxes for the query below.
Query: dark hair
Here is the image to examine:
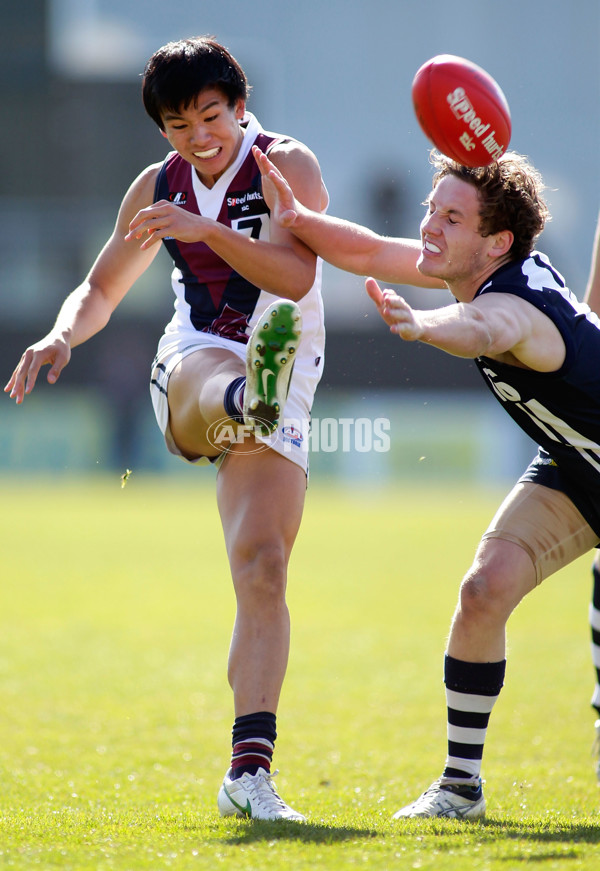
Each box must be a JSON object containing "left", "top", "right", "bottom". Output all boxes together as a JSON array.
[
  {"left": 142, "top": 36, "right": 250, "bottom": 129},
  {"left": 430, "top": 150, "right": 550, "bottom": 261}
]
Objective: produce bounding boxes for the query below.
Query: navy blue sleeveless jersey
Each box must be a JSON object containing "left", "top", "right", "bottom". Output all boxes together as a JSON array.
[{"left": 474, "top": 252, "right": 600, "bottom": 535}]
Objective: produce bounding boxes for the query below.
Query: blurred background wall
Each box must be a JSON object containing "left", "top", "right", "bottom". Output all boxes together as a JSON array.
[{"left": 1, "top": 0, "right": 599, "bottom": 483}]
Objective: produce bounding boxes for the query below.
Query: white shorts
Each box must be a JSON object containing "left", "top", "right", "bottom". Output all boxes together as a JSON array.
[{"left": 150, "top": 329, "right": 324, "bottom": 474}]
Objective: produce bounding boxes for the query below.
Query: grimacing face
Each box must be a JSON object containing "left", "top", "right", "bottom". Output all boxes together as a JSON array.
[
  {"left": 417, "top": 175, "right": 500, "bottom": 297},
  {"left": 161, "top": 89, "right": 246, "bottom": 187}
]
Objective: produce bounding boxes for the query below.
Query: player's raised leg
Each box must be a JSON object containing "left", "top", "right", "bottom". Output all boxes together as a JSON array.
[{"left": 164, "top": 346, "right": 246, "bottom": 459}]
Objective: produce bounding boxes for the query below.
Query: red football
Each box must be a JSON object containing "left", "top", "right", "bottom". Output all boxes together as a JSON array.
[{"left": 412, "top": 54, "right": 511, "bottom": 167}]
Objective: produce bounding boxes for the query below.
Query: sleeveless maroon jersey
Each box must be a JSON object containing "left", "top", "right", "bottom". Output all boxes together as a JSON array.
[{"left": 154, "top": 118, "right": 284, "bottom": 344}]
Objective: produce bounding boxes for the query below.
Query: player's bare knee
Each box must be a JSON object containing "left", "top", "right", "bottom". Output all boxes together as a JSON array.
[
  {"left": 231, "top": 541, "right": 288, "bottom": 604},
  {"left": 458, "top": 565, "right": 514, "bottom": 622}
]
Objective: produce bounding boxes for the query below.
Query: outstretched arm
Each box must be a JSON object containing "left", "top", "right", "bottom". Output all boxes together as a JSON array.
[
  {"left": 253, "top": 146, "right": 445, "bottom": 289},
  {"left": 365, "top": 278, "right": 567, "bottom": 371},
  {"left": 5, "top": 167, "right": 160, "bottom": 404},
  {"left": 366, "top": 277, "right": 490, "bottom": 354}
]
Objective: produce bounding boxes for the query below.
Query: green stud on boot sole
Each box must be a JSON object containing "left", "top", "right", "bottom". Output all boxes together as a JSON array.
[{"left": 243, "top": 300, "right": 303, "bottom": 436}]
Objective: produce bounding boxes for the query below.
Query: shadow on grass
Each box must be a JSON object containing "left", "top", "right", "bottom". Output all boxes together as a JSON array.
[
  {"left": 481, "top": 818, "right": 600, "bottom": 845},
  {"left": 222, "top": 816, "right": 600, "bottom": 847},
  {"left": 223, "top": 820, "right": 377, "bottom": 845}
]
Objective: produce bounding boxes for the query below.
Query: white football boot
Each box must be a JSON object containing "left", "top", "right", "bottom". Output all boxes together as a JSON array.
[
  {"left": 217, "top": 768, "right": 305, "bottom": 821},
  {"left": 393, "top": 778, "right": 486, "bottom": 820}
]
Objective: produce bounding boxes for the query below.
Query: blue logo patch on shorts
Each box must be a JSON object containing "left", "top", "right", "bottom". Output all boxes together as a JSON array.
[{"left": 281, "top": 426, "right": 303, "bottom": 448}]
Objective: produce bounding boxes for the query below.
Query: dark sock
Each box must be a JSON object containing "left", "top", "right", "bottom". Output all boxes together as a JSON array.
[
  {"left": 230, "top": 711, "right": 277, "bottom": 780},
  {"left": 223, "top": 376, "right": 245, "bottom": 423}
]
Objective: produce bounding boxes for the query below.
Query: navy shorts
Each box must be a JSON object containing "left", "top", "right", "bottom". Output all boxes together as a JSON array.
[{"left": 519, "top": 450, "right": 600, "bottom": 541}]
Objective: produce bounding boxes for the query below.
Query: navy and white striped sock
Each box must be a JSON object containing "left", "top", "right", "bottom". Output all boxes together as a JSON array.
[
  {"left": 589, "top": 563, "right": 600, "bottom": 716},
  {"left": 442, "top": 654, "right": 506, "bottom": 786},
  {"left": 223, "top": 376, "right": 245, "bottom": 424},
  {"left": 230, "top": 711, "right": 277, "bottom": 780}
]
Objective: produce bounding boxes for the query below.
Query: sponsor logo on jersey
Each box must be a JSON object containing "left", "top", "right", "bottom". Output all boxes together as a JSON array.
[
  {"left": 227, "top": 189, "right": 267, "bottom": 224},
  {"left": 168, "top": 192, "right": 188, "bottom": 204},
  {"left": 227, "top": 190, "right": 263, "bottom": 208}
]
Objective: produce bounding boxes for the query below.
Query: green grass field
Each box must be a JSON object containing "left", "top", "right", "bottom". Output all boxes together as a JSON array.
[{"left": 1, "top": 475, "right": 600, "bottom": 869}]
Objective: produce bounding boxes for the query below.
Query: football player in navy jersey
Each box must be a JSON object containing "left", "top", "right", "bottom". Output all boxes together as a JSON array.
[
  {"left": 256, "top": 145, "right": 600, "bottom": 819},
  {"left": 5, "top": 37, "right": 330, "bottom": 821}
]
